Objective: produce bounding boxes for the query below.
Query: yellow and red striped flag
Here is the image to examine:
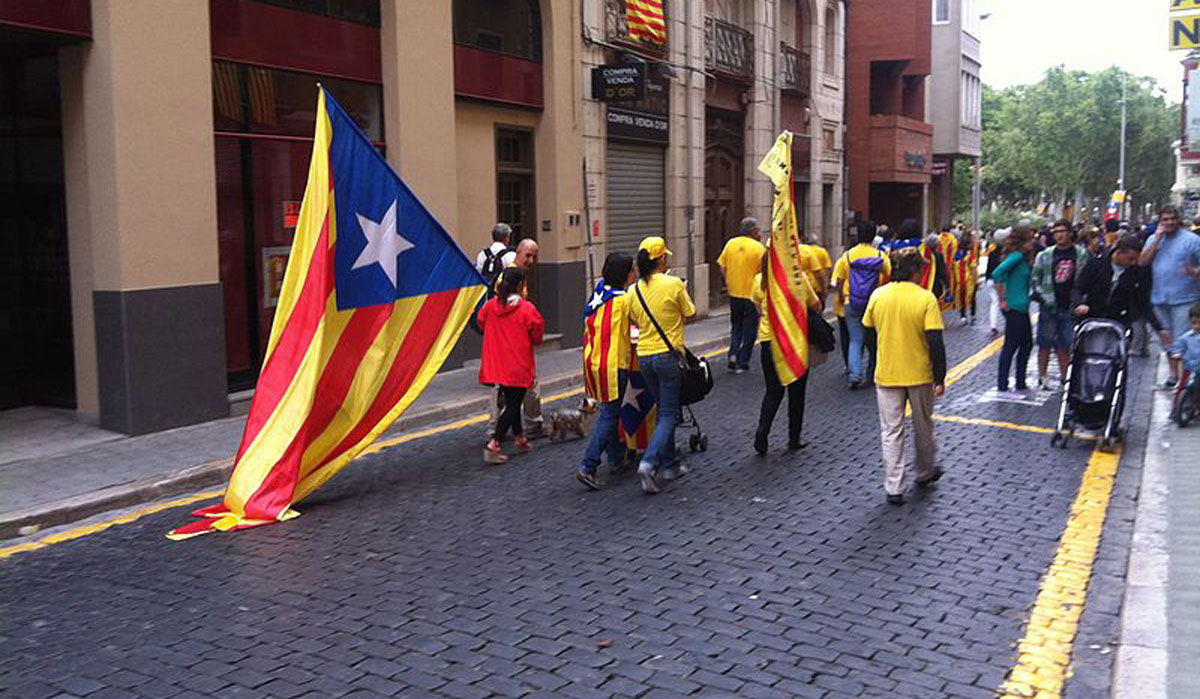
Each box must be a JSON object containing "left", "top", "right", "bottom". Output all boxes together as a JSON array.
[
  {"left": 757, "top": 132, "right": 810, "bottom": 386},
  {"left": 627, "top": 0, "right": 667, "bottom": 46},
  {"left": 168, "top": 88, "right": 485, "bottom": 539}
]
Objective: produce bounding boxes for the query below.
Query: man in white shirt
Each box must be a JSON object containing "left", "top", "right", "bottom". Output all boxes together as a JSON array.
[{"left": 475, "top": 223, "right": 517, "bottom": 276}]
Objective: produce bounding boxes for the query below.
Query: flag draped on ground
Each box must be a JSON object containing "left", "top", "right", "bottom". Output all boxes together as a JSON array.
[
  {"left": 626, "top": 0, "right": 667, "bottom": 46},
  {"left": 756, "top": 132, "right": 810, "bottom": 386},
  {"left": 168, "top": 88, "right": 485, "bottom": 540}
]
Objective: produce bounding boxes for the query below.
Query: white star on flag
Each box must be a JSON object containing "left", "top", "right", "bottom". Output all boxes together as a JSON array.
[
  {"left": 587, "top": 290, "right": 605, "bottom": 313},
  {"left": 352, "top": 200, "right": 413, "bottom": 289}
]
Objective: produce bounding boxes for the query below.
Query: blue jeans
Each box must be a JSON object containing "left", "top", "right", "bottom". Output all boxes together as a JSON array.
[
  {"left": 728, "top": 297, "right": 758, "bottom": 368},
  {"left": 639, "top": 352, "right": 681, "bottom": 470},
  {"left": 579, "top": 371, "right": 628, "bottom": 474},
  {"left": 846, "top": 309, "right": 868, "bottom": 382},
  {"left": 1156, "top": 303, "right": 1195, "bottom": 358},
  {"left": 1036, "top": 307, "right": 1075, "bottom": 350}
]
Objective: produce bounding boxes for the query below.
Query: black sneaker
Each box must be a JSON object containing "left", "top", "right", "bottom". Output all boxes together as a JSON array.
[
  {"left": 754, "top": 430, "right": 768, "bottom": 455},
  {"left": 787, "top": 439, "right": 808, "bottom": 451},
  {"left": 886, "top": 493, "right": 905, "bottom": 505},
  {"left": 916, "top": 467, "right": 944, "bottom": 487},
  {"left": 576, "top": 470, "right": 602, "bottom": 491},
  {"left": 727, "top": 360, "right": 738, "bottom": 371}
]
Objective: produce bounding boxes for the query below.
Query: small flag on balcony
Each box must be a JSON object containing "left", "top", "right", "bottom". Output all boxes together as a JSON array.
[{"left": 627, "top": 0, "right": 667, "bottom": 46}]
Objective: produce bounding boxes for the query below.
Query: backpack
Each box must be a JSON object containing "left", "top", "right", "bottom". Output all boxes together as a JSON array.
[
  {"left": 847, "top": 251, "right": 885, "bottom": 315},
  {"left": 480, "top": 246, "right": 513, "bottom": 295},
  {"left": 470, "top": 246, "right": 514, "bottom": 334}
]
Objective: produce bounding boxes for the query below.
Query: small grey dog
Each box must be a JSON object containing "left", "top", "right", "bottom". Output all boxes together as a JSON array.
[{"left": 548, "top": 397, "right": 599, "bottom": 442}]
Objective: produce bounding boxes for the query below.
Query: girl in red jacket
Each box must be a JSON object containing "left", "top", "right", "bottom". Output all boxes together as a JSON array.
[{"left": 478, "top": 268, "right": 544, "bottom": 464}]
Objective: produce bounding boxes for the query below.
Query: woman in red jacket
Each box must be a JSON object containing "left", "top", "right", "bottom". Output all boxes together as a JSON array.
[{"left": 478, "top": 267, "right": 544, "bottom": 464}]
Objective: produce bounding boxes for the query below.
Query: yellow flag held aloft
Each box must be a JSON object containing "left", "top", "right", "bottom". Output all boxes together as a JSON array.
[{"left": 756, "top": 131, "right": 810, "bottom": 386}]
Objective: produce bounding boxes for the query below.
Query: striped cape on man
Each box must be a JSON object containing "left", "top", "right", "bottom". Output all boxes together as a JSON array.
[{"left": 168, "top": 88, "right": 485, "bottom": 539}]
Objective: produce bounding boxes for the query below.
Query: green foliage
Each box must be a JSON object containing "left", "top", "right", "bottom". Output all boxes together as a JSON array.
[{"left": 976, "top": 66, "right": 1178, "bottom": 219}]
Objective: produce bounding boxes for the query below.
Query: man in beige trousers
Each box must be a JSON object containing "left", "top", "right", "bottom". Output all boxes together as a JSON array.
[{"left": 863, "top": 248, "right": 947, "bottom": 504}]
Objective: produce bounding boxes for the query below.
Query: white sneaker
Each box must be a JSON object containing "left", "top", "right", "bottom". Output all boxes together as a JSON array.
[{"left": 638, "top": 461, "right": 661, "bottom": 494}]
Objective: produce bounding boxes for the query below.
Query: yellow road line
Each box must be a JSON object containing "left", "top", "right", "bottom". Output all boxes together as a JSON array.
[
  {"left": 933, "top": 413, "right": 1052, "bottom": 435},
  {"left": 0, "top": 490, "right": 223, "bottom": 560},
  {"left": 999, "top": 444, "right": 1122, "bottom": 698},
  {"left": 946, "top": 335, "right": 1005, "bottom": 388},
  {"left": 1, "top": 346, "right": 731, "bottom": 558}
]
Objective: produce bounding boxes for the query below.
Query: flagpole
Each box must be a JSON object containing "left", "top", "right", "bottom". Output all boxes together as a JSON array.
[{"left": 1118, "top": 76, "right": 1127, "bottom": 220}]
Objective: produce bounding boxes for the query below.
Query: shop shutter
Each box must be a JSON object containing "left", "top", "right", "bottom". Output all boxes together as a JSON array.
[{"left": 605, "top": 142, "right": 666, "bottom": 256}]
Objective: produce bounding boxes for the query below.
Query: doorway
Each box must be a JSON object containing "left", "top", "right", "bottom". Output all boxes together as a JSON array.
[
  {"left": 704, "top": 108, "right": 745, "bottom": 306},
  {"left": 0, "top": 49, "right": 74, "bottom": 409},
  {"left": 495, "top": 127, "right": 537, "bottom": 296}
]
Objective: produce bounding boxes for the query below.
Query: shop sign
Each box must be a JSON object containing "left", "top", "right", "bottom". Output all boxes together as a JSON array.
[
  {"left": 1171, "top": 13, "right": 1200, "bottom": 50},
  {"left": 904, "top": 151, "right": 928, "bottom": 171},
  {"left": 1172, "top": 0, "right": 1200, "bottom": 11},
  {"left": 931, "top": 158, "right": 949, "bottom": 177},
  {"left": 263, "top": 246, "right": 291, "bottom": 308},
  {"left": 607, "top": 107, "right": 669, "bottom": 145},
  {"left": 282, "top": 201, "right": 301, "bottom": 229},
  {"left": 592, "top": 64, "right": 647, "bottom": 102}
]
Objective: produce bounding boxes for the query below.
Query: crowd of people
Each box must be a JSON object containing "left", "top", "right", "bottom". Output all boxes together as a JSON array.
[{"left": 471, "top": 204, "right": 1200, "bottom": 503}]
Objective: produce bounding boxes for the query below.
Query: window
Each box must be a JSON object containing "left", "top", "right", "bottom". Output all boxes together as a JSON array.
[
  {"left": 933, "top": 0, "right": 950, "bottom": 23},
  {"left": 823, "top": 4, "right": 837, "bottom": 77},
  {"left": 960, "top": 71, "right": 981, "bottom": 129},
  {"left": 453, "top": 0, "right": 542, "bottom": 61},
  {"left": 247, "top": 0, "right": 380, "bottom": 26},
  {"left": 962, "top": 0, "right": 980, "bottom": 36}
]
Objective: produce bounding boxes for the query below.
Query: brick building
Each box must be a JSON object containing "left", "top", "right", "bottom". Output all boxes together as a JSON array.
[{"left": 844, "top": 0, "right": 934, "bottom": 231}]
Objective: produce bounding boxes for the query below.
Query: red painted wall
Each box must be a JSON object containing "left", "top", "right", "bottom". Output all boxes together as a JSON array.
[
  {"left": 0, "top": 0, "right": 90, "bottom": 38},
  {"left": 453, "top": 45, "right": 543, "bottom": 109},
  {"left": 210, "top": 0, "right": 381, "bottom": 84}
]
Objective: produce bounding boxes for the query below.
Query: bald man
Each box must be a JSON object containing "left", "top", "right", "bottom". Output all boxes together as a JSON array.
[{"left": 488, "top": 238, "right": 545, "bottom": 438}]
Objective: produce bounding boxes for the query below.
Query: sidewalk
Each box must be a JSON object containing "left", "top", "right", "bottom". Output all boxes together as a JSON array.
[
  {"left": 0, "top": 311, "right": 733, "bottom": 540},
  {"left": 1113, "top": 356, "right": 1200, "bottom": 698}
]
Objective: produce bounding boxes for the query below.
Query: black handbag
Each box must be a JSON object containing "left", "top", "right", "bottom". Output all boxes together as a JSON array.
[
  {"left": 635, "top": 282, "right": 713, "bottom": 406},
  {"left": 807, "top": 309, "right": 836, "bottom": 353}
]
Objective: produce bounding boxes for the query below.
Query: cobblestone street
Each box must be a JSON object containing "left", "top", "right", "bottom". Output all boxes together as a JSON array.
[{"left": 0, "top": 317, "right": 1156, "bottom": 698}]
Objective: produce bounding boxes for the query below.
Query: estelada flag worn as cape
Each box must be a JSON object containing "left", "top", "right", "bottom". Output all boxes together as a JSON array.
[
  {"left": 756, "top": 132, "right": 810, "bottom": 386},
  {"left": 168, "top": 88, "right": 485, "bottom": 540},
  {"left": 619, "top": 353, "right": 657, "bottom": 451},
  {"left": 582, "top": 281, "right": 630, "bottom": 404}
]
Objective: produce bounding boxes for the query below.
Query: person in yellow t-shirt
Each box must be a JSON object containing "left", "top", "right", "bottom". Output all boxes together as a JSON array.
[
  {"left": 862, "top": 247, "right": 947, "bottom": 505},
  {"left": 800, "top": 235, "right": 832, "bottom": 300},
  {"left": 750, "top": 252, "right": 821, "bottom": 454},
  {"left": 831, "top": 221, "right": 891, "bottom": 387},
  {"left": 628, "top": 236, "right": 696, "bottom": 494},
  {"left": 717, "top": 218, "right": 767, "bottom": 373}
]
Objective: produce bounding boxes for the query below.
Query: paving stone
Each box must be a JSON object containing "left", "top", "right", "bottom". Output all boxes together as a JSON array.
[{"left": 0, "top": 319, "right": 1155, "bottom": 699}]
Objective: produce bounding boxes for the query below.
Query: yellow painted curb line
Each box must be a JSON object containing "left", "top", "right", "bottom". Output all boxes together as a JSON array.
[
  {"left": 1, "top": 347, "right": 731, "bottom": 559},
  {"left": 999, "top": 443, "right": 1123, "bottom": 697},
  {"left": 0, "top": 490, "right": 223, "bottom": 559}
]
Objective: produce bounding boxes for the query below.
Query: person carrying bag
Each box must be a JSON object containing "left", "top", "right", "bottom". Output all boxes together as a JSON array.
[{"left": 627, "top": 236, "right": 700, "bottom": 494}]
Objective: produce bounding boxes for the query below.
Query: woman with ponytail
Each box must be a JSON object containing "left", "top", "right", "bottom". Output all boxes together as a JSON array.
[{"left": 627, "top": 236, "right": 696, "bottom": 494}]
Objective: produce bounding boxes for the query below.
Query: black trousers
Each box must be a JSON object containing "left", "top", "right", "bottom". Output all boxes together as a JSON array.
[
  {"left": 757, "top": 341, "right": 809, "bottom": 443},
  {"left": 494, "top": 386, "right": 527, "bottom": 440},
  {"left": 838, "top": 317, "right": 850, "bottom": 370}
]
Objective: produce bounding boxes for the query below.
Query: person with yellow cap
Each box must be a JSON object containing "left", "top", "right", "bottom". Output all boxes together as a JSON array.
[{"left": 627, "top": 236, "right": 696, "bottom": 494}]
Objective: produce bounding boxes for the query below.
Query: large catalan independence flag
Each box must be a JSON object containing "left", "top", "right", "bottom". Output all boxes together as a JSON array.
[
  {"left": 757, "top": 132, "right": 810, "bottom": 386},
  {"left": 582, "top": 281, "right": 629, "bottom": 404},
  {"left": 168, "top": 88, "right": 485, "bottom": 540},
  {"left": 627, "top": 0, "right": 667, "bottom": 46}
]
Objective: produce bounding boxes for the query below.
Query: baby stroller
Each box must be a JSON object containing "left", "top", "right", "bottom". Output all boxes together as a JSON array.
[{"left": 1050, "top": 318, "right": 1129, "bottom": 451}]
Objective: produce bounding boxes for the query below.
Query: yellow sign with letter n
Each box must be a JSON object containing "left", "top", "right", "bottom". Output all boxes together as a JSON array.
[
  {"left": 1172, "top": 13, "right": 1200, "bottom": 50},
  {"left": 1173, "top": 0, "right": 1200, "bottom": 11}
]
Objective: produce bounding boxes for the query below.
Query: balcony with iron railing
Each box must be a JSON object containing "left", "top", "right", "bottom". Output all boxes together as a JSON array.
[
  {"left": 780, "top": 43, "right": 810, "bottom": 98},
  {"left": 704, "top": 16, "right": 753, "bottom": 81}
]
